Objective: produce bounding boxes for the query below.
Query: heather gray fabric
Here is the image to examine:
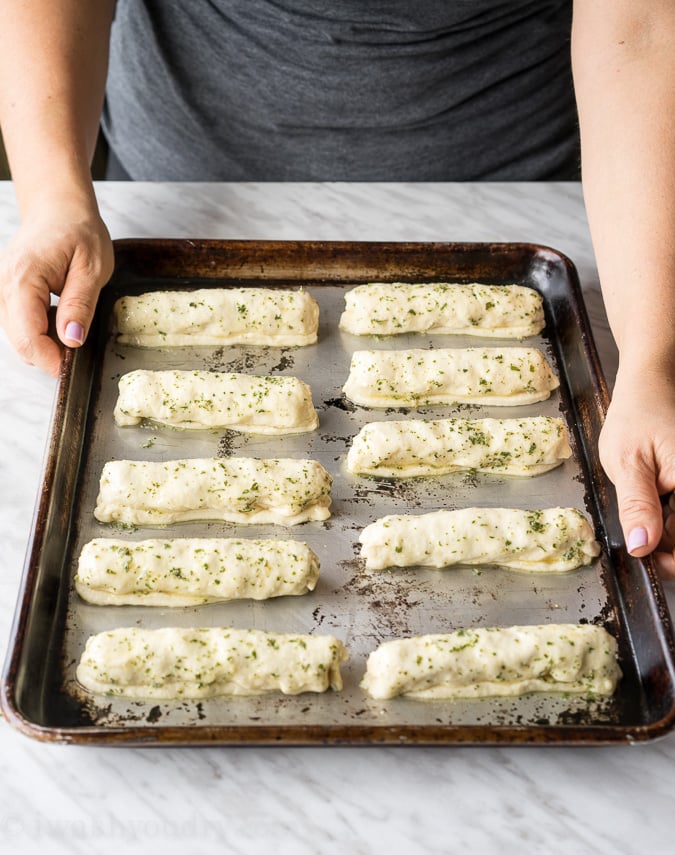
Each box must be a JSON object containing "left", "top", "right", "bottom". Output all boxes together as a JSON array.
[{"left": 102, "top": 0, "right": 579, "bottom": 181}]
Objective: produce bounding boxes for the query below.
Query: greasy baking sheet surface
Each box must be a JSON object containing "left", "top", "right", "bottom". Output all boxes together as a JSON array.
[{"left": 3, "top": 240, "right": 675, "bottom": 745}]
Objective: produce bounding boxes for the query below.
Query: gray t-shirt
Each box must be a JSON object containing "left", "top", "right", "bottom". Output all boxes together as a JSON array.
[{"left": 103, "top": 0, "right": 579, "bottom": 181}]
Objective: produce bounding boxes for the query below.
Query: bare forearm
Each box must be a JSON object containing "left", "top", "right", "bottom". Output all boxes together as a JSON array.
[
  {"left": 0, "top": 0, "right": 115, "bottom": 214},
  {"left": 572, "top": 0, "right": 675, "bottom": 374},
  {"left": 573, "top": 1, "right": 675, "bottom": 569}
]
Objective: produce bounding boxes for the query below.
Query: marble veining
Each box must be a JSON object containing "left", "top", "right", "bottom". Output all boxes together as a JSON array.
[{"left": 0, "top": 181, "right": 673, "bottom": 855}]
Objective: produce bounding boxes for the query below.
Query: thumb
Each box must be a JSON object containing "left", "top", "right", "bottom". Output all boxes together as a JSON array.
[
  {"left": 55, "top": 267, "right": 103, "bottom": 348},
  {"left": 613, "top": 460, "right": 663, "bottom": 557}
]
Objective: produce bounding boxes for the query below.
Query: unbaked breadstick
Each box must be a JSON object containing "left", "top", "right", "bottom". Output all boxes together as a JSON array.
[
  {"left": 342, "top": 347, "right": 558, "bottom": 408},
  {"left": 113, "top": 369, "right": 319, "bottom": 434},
  {"left": 77, "top": 627, "right": 348, "bottom": 698},
  {"left": 360, "top": 624, "right": 621, "bottom": 700},
  {"left": 114, "top": 287, "right": 319, "bottom": 347},
  {"left": 359, "top": 507, "right": 600, "bottom": 573},
  {"left": 75, "top": 537, "right": 320, "bottom": 606},
  {"left": 339, "top": 282, "right": 544, "bottom": 337},
  {"left": 347, "top": 416, "right": 571, "bottom": 478},
  {"left": 94, "top": 457, "right": 332, "bottom": 526}
]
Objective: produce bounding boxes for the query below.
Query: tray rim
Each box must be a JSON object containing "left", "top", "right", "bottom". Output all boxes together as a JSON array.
[{"left": 3, "top": 237, "right": 675, "bottom": 747}]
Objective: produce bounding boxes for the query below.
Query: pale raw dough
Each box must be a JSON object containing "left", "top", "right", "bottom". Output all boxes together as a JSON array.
[
  {"left": 342, "top": 347, "right": 559, "bottom": 408},
  {"left": 75, "top": 537, "right": 320, "bottom": 606},
  {"left": 94, "top": 457, "right": 332, "bottom": 526},
  {"left": 360, "top": 624, "right": 621, "bottom": 700},
  {"left": 339, "top": 282, "right": 545, "bottom": 337},
  {"left": 77, "top": 627, "right": 348, "bottom": 698},
  {"left": 359, "top": 507, "right": 600, "bottom": 572},
  {"left": 347, "top": 416, "right": 571, "bottom": 478},
  {"left": 113, "top": 369, "right": 319, "bottom": 433},
  {"left": 114, "top": 287, "right": 319, "bottom": 347}
]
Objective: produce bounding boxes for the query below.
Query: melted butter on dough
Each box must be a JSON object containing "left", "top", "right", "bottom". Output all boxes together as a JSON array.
[
  {"left": 361, "top": 624, "right": 621, "bottom": 700},
  {"left": 342, "top": 347, "right": 559, "bottom": 408},
  {"left": 114, "top": 287, "right": 319, "bottom": 347},
  {"left": 114, "top": 369, "right": 318, "bottom": 434},
  {"left": 94, "top": 457, "right": 332, "bottom": 527},
  {"left": 347, "top": 416, "right": 571, "bottom": 478},
  {"left": 75, "top": 537, "right": 320, "bottom": 606},
  {"left": 360, "top": 507, "right": 600, "bottom": 573},
  {"left": 77, "top": 627, "right": 347, "bottom": 698},
  {"left": 339, "top": 282, "right": 545, "bottom": 338}
]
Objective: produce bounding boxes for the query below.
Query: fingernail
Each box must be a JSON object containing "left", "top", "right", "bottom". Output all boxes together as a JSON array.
[
  {"left": 627, "top": 526, "right": 648, "bottom": 553},
  {"left": 64, "top": 321, "right": 85, "bottom": 345}
]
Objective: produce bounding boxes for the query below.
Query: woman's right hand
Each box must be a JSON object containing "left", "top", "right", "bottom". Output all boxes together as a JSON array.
[{"left": 0, "top": 193, "right": 114, "bottom": 376}]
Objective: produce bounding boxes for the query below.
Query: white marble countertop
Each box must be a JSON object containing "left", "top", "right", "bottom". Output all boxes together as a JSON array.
[{"left": 1, "top": 182, "right": 673, "bottom": 854}]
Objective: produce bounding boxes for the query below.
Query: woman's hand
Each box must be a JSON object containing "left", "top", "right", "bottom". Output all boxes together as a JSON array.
[
  {"left": 0, "top": 195, "right": 114, "bottom": 376},
  {"left": 599, "top": 365, "right": 675, "bottom": 579}
]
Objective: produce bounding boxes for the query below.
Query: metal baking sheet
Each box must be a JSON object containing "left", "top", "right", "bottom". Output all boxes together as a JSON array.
[{"left": 3, "top": 239, "right": 675, "bottom": 745}]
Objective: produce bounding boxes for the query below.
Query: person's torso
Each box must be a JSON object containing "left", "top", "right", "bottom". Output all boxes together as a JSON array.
[{"left": 103, "top": 0, "right": 579, "bottom": 180}]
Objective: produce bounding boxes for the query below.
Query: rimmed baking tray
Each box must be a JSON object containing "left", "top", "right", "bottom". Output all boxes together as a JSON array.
[{"left": 3, "top": 239, "right": 675, "bottom": 746}]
